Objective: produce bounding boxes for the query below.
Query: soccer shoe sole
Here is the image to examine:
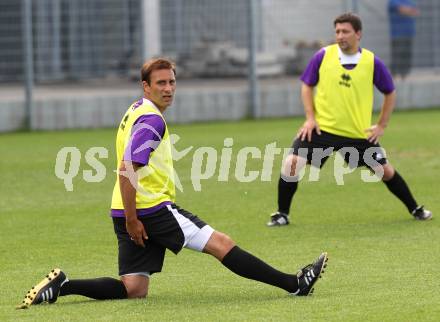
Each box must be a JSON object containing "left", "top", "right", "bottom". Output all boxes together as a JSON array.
[
  {"left": 306, "top": 252, "right": 328, "bottom": 296},
  {"left": 266, "top": 221, "right": 290, "bottom": 227},
  {"left": 291, "top": 252, "right": 328, "bottom": 296},
  {"left": 414, "top": 212, "right": 433, "bottom": 220},
  {"left": 16, "top": 268, "right": 62, "bottom": 309},
  {"left": 266, "top": 214, "right": 290, "bottom": 227}
]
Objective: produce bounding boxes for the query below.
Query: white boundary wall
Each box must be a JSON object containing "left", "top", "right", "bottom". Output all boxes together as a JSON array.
[{"left": 1, "top": 76, "right": 440, "bottom": 132}]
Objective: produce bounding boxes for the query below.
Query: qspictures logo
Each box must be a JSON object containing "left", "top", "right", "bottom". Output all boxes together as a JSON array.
[{"left": 54, "top": 133, "right": 387, "bottom": 194}]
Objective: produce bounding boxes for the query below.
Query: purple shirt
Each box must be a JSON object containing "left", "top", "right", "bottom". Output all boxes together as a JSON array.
[
  {"left": 123, "top": 114, "right": 166, "bottom": 166},
  {"left": 111, "top": 201, "right": 172, "bottom": 217},
  {"left": 111, "top": 112, "right": 169, "bottom": 218},
  {"left": 300, "top": 48, "right": 395, "bottom": 94}
]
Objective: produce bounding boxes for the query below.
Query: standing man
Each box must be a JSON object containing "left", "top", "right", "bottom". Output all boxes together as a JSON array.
[
  {"left": 388, "top": 0, "right": 419, "bottom": 78},
  {"left": 267, "top": 13, "right": 432, "bottom": 227},
  {"left": 18, "top": 58, "right": 328, "bottom": 309}
]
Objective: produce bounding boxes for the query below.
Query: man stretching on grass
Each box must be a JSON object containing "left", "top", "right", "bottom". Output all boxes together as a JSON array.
[{"left": 18, "top": 58, "right": 328, "bottom": 309}]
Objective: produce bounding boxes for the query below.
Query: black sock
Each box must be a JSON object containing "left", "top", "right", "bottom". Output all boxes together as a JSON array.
[
  {"left": 383, "top": 171, "right": 418, "bottom": 213},
  {"left": 59, "top": 277, "right": 127, "bottom": 300},
  {"left": 221, "top": 246, "right": 298, "bottom": 293},
  {"left": 278, "top": 176, "right": 298, "bottom": 214}
]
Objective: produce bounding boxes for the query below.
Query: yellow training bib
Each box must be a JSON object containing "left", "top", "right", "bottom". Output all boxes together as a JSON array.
[
  {"left": 111, "top": 98, "right": 175, "bottom": 211},
  {"left": 314, "top": 44, "right": 374, "bottom": 138}
]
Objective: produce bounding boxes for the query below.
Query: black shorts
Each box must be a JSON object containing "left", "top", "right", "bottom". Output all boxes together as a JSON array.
[
  {"left": 291, "top": 130, "right": 387, "bottom": 170},
  {"left": 113, "top": 204, "right": 214, "bottom": 276}
]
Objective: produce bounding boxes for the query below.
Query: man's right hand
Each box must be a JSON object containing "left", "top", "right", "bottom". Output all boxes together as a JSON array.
[
  {"left": 126, "top": 217, "right": 148, "bottom": 247},
  {"left": 296, "top": 119, "right": 321, "bottom": 142}
]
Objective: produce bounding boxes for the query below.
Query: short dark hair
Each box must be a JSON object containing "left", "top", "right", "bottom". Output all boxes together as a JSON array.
[
  {"left": 334, "top": 13, "right": 362, "bottom": 32},
  {"left": 141, "top": 58, "right": 176, "bottom": 84}
]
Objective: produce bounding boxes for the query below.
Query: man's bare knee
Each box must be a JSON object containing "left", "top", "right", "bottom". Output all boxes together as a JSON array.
[
  {"left": 381, "top": 163, "right": 395, "bottom": 181},
  {"left": 282, "top": 154, "right": 306, "bottom": 178},
  {"left": 204, "top": 231, "right": 235, "bottom": 261},
  {"left": 128, "top": 288, "right": 147, "bottom": 299},
  {"left": 121, "top": 275, "right": 149, "bottom": 299},
  {"left": 217, "top": 232, "right": 235, "bottom": 251},
  {"left": 283, "top": 154, "right": 298, "bottom": 177}
]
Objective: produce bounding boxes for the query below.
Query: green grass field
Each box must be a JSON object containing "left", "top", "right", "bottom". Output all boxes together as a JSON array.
[{"left": 1, "top": 109, "right": 439, "bottom": 322}]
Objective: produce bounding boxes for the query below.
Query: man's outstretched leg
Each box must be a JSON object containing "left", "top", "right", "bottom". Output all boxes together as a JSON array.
[
  {"left": 267, "top": 154, "right": 307, "bottom": 227},
  {"left": 380, "top": 164, "right": 432, "bottom": 220},
  {"left": 17, "top": 269, "right": 134, "bottom": 309},
  {"left": 204, "top": 231, "right": 328, "bottom": 296}
]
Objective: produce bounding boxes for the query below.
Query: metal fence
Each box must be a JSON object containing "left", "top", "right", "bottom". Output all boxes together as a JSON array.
[
  {"left": 0, "top": 0, "right": 439, "bottom": 129},
  {"left": 0, "top": 0, "right": 142, "bottom": 82}
]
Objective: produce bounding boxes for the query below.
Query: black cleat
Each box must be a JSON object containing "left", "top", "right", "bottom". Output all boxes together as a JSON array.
[
  {"left": 412, "top": 206, "right": 432, "bottom": 221},
  {"left": 291, "top": 252, "right": 328, "bottom": 296},
  {"left": 17, "top": 268, "right": 68, "bottom": 309},
  {"left": 266, "top": 211, "right": 289, "bottom": 227}
]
